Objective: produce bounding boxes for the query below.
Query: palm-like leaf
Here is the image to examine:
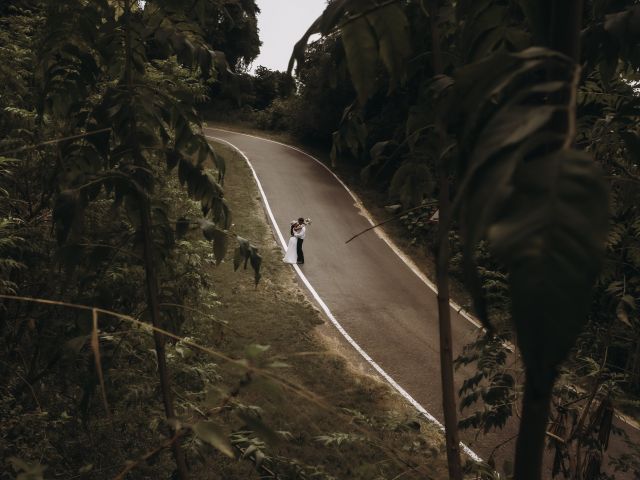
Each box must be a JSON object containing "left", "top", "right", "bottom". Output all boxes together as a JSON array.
[{"left": 452, "top": 47, "right": 609, "bottom": 381}]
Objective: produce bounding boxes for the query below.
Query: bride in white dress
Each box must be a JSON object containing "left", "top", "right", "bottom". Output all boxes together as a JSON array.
[{"left": 283, "top": 222, "right": 301, "bottom": 264}]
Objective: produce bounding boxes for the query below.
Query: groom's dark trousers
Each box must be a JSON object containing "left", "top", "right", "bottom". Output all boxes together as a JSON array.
[{"left": 296, "top": 239, "right": 304, "bottom": 264}]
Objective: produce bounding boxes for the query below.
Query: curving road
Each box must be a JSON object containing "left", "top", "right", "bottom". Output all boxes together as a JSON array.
[{"left": 205, "top": 127, "right": 637, "bottom": 476}]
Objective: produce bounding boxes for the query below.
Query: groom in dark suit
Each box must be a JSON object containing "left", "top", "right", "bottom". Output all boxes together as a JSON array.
[{"left": 294, "top": 217, "right": 305, "bottom": 264}]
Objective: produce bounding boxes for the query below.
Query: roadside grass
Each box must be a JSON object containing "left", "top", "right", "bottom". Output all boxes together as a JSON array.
[{"left": 194, "top": 141, "right": 450, "bottom": 479}]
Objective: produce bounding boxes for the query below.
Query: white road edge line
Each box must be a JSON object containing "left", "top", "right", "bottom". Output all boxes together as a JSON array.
[
  {"left": 206, "top": 134, "right": 484, "bottom": 463},
  {"left": 207, "top": 127, "right": 483, "bottom": 329}
]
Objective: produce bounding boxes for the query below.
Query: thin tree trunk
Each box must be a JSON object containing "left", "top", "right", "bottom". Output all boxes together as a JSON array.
[
  {"left": 632, "top": 340, "right": 640, "bottom": 390},
  {"left": 123, "top": 0, "right": 188, "bottom": 477},
  {"left": 436, "top": 176, "right": 463, "bottom": 480},
  {"left": 139, "top": 197, "right": 189, "bottom": 479},
  {"left": 550, "top": 0, "right": 584, "bottom": 60},
  {"left": 428, "top": 1, "right": 463, "bottom": 478}
]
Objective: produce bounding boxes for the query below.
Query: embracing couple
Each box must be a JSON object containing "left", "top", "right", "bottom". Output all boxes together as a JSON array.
[{"left": 283, "top": 217, "right": 309, "bottom": 265}]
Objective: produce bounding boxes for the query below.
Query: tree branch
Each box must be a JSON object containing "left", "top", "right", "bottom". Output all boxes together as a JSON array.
[
  {"left": 0, "top": 128, "right": 111, "bottom": 157},
  {"left": 345, "top": 201, "right": 437, "bottom": 244},
  {"left": 112, "top": 432, "right": 183, "bottom": 480},
  {"left": 337, "top": 0, "right": 402, "bottom": 30}
]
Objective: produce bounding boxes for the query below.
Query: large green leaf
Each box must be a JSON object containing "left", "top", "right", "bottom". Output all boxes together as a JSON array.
[
  {"left": 290, "top": 0, "right": 411, "bottom": 104},
  {"left": 517, "top": 0, "right": 552, "bottom": 46},
  {"left": 234, "top": 236, "right": 262, "bottom": 285},
  {"left": 456, "top": 108, "right": 558, "bottom": 248},
  {"left": 52, "top": 190, "right": 81, "bottom": 245},
  {"left": 366, "top": 3, "right": 411, "bottom": 92},
  {"left": 192, "top": 421, "right": 235, "bottom": 458},
  {"left": 288, "top": 0, "right": 358, "bottom": 74},
  {"left": 452, "top": 47, "right": 609, "bottom": 375},
  {"left": 341, "top": 16, "right": 378, "bottom": 104},
  {"left": 170, "top": 150, "right": 229, "bottom": 227},
  {"left": 236, "top": 409, "right": 280, "bottom": 445},
  {"left": 144, "top": 3, "right": 219, "bottom": 78},
  {"left": 460, "top": 3, "right": 509, "bottom": 61},
  {"left": 199, "top": 219, "right": 228, "bottom": 264},
  {"left": 488, "top": 150, "right": 608, "bottom": 384},
  {"left": 389, "top": 163, "right": 434, "bottom": 208},
  {"left": 605, "top": 6, "right": 640, "bottom": 46}
]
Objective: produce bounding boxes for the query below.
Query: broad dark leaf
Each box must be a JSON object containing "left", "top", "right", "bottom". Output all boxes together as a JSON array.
[
  {"left": 517, "top": 0, "right": 553, "bottom": 46},
  {"left": 192, "top": 421, "right": 235, "bottom": 458},
  {"left": 175, "top": 217, "right": 190, "bottom": 238},
  {"left": 233, "top": 236, "right": 262, "bottom": 285},
  {"left": 287, "top": 0, "right": 354, "bottom": 74},
  {"left": 605, "top": 6, "right": 640, "bottom": 48},
  {"left": 199, "top": 219, "right": 229, "bottom": 264},
  {"left": 236, "top": 409, "right": 280, "bottom": 445},
  {"left": 291, "top": 0, "right": 410, "bottom": 104},
  {"left": 452, "top": 47, "right": 609, "bottom": 383},
  {"left": 453, "top": 48, "right": 574, "bottom": 325},
  {"left": 212, "top": 229, "right": 228, "bottom": 265},
  {"left": 250, "top": 249, "right": 262, "bottom": 285},
  {"left": 488, "top": 150, "right": 608, "bottom": 385},
  {"left": 389, "top": 163, "right": 434, "bottom": 208},
  {"left": 53, "top": 190, "right": 81, "bottom": 244},
  {"left": 622, "top": 132, "right": 640, "bottom": 161},
  {"left": 341, "top": 17, "right": 378, "bottom": 105},
  {"left": 172, "top": 149, "right": 227, "bottom": 225},
  {"left": 366, "top": 4, "right": 411, "bottom": 92},
  {"left": 460, "top": 3, "right": 509, "bottom": 61},
  {"left": 232, "top": 246, "right": 242, "bottom": 271}
]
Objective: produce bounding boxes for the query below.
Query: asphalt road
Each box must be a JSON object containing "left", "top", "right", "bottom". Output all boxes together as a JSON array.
[{"left": 205, "top": 127, "right": 638, "bottom": 477}]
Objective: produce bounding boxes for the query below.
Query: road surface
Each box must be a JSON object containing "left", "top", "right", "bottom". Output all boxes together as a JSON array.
[{"left": 205, "top": 127, "right": 638, "bottom": 477}]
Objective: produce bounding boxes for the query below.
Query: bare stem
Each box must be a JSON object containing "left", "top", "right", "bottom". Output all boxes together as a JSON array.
[
  {"left": 428, "top": 0, "right": 463, "bottom": 478},
  {"left": 345, "top": 202, "right": 437, "bottom": 244}
]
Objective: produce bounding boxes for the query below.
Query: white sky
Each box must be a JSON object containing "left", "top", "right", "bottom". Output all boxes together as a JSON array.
[{"left": 252, "top": 0, "right": 328, "bottom": 72}]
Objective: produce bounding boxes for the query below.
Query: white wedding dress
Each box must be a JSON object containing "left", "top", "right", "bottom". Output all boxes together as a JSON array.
[{"left": 283, "top": 236, "right": 298, "bottom": 264}]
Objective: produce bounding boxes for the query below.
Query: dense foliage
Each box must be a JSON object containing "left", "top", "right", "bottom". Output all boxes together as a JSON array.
[
  {"left": 288, "top": 0, "right": 640, "bottom": 478},
  {"left": 0, "top": 0, "right": 262, "bottom": 477},
  {"left": 204, "top": 65, "right": 296, "bottom": 130}
]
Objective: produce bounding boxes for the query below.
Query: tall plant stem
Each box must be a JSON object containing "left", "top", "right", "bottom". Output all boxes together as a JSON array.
[
  {"left": 551, "top": 0, "right": 584, "bottom": 61},
  {"left": 123, "top": 0, "right": 188, "bottom": 477},
  {"left": 514, "top": 373, "right": 554, "bottom": 480},
  {"left": 139, "top": 197, "right": 189, "bottom": 479},
  {"left": 428, "top": 1, "right": 463, "bottom": 479},
  {"left": 436, "top": 174, "right": 463, "bottom": 480}
]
